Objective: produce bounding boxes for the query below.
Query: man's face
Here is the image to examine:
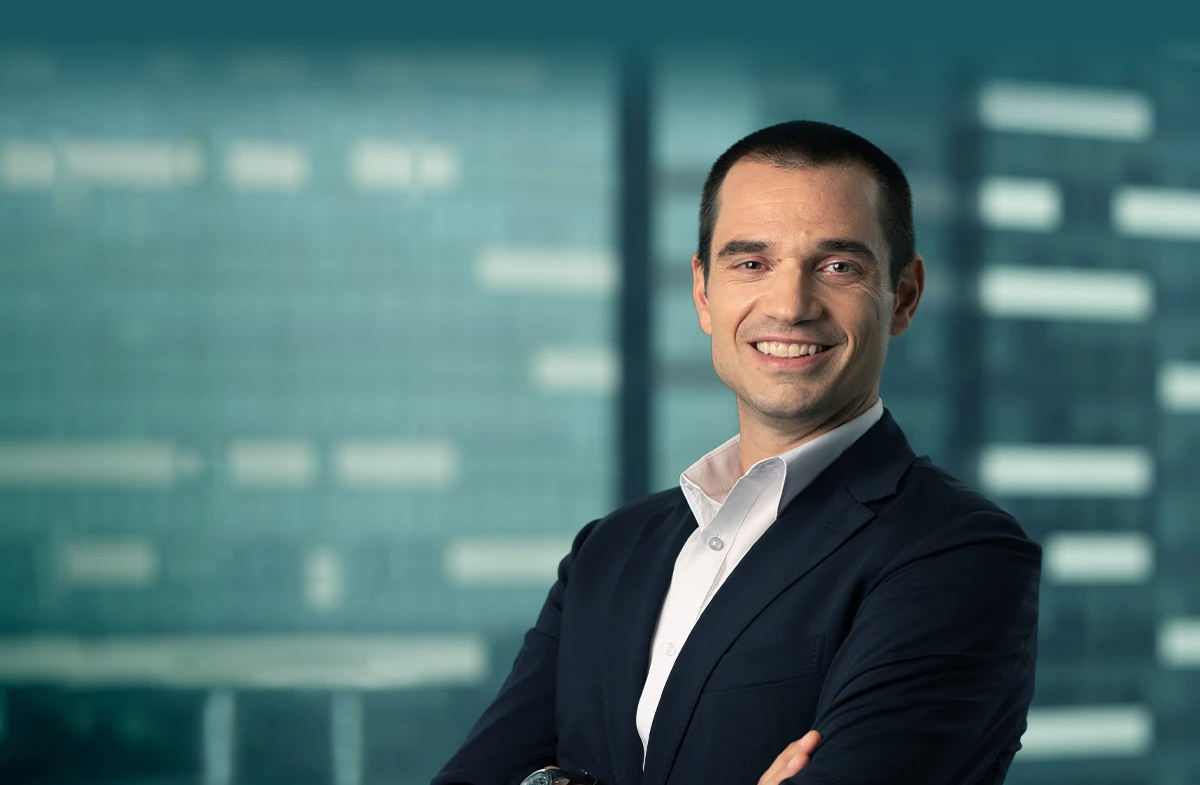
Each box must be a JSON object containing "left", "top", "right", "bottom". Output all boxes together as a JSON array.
[{"left": 692, "top": 159, "right": 922, "bottom": 428}]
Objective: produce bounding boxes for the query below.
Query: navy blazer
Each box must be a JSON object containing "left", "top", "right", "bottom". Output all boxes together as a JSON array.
[{"left": 433, "top": 411, "right": 1041, "bottom": 785}]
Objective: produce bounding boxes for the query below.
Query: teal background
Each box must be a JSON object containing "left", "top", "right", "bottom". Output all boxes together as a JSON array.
[{"left": 1, "top": 43, "right": 1199, "bottom": 784}]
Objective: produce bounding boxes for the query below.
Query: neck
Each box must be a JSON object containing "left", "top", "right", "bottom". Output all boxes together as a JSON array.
[{"left": 736, "top": 393, "right": 878, "bottom": 474}]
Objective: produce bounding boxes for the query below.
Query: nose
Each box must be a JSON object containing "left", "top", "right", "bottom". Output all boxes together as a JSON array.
[{"left": 762, "top": 263, "right": 823, "bottom": 324}]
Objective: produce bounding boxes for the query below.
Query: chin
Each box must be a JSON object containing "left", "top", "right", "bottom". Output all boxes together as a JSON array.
[{"left": 747, "top": 396, "right": 830, "bottom": 422}]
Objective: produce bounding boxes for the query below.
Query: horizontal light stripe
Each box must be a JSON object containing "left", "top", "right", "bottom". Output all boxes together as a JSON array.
[
  {"left": 445, "top": 537, "right": 573, "bottom": 587},
  {"left": 57, "top": 539, "right": 159, "bottom": 589},
  {"left": 62, "top": 140, "right": 203, "bottom": 187},
  {"left": 1044, "top": 532, "right": 1153, "bottom": 584},
  {"left": 349, "top": 141, "right": 461, "bottom": 191},
  {"left": 979, "top": 446, "right": 1153, "bottom": 497},
  {"left": 0, "top": 141, "right": 55, "bottom": 189},
  {"left": 1113, "top": 187, "right": 1200, "bottom": 241},
  {"left": 0, "top": 635, "right": 486, "bottom": 689},
  {"left": 227, "top": 439, "right": 317, "bottom": 488},
  {"left": 1160, "top": 362, "right": 1200, "bottom": 412},
  {"left": 979, "top": 266, "right": 1152, "bottom": 322},
  {"left": 1020, "top": 705, "right": 1152, "bottom": 759},
  {"left": 476, "top": 246, "right": 618, "bottom": 296},
  {"left": 332, "top": 439, "right": 459, "bottom": 488},
  {"left": 979, "top": 177, "right": 1063, "bottom": 231},
  {"left": 417, "top": 144, "right": 460, "bottom": 189},
  {"left": 531, "top": 347, "right": 618, "bottom": 394},
  {"left": 225, "top": 142, "right": 308, "bottom": 191},
  {"left": 1159, "top": 618, "right": 1200, "bottom": 667},
  {"left": 350, "top": 141, "right": 413, "bottom": 190},
  {"left": 979, "top": 81, "right": 1153, "bottom": 141},
  {"left": 0, "top": 440, "right": 202, "bottom": 487}
]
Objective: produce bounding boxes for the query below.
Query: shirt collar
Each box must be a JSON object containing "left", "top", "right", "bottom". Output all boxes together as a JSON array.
[{"left": 679, "top": 398, "right": 885, "bottom": 517}]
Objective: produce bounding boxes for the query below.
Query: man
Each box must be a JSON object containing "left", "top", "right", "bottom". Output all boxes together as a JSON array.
[{"left": 433, "top": 121, "right": 1041, "bottom": 785}]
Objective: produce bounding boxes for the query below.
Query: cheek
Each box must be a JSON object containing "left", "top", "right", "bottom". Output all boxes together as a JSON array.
[
  {"left": 711, "top": 296, "right": 749, "bottom": 344},
  {"left": 843, "top": 302, "right": 889, "bottom": 355}
]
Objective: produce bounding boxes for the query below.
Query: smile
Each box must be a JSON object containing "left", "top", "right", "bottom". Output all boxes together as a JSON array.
[{"left": 753, "top": 341, "right": 831, "bottom": 358}]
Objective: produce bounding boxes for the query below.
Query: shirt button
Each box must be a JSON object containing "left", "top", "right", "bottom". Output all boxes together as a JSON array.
[
  {"left": 708, "top": 535, "right": 724, "bottom": 551},
  {"left": 664, "top": 642, "right": 677, "bottom": 657}
]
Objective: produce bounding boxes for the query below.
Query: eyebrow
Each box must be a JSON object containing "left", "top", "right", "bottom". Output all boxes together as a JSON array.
[
  {"left": 715, "top": 239, "right": 771, "bottom": 259},
  {"left": 816, "top": 238, "right": 879, "bottom": 263},
  {"left": 715, "top": 237, "right": 880, "bottom": 262}
]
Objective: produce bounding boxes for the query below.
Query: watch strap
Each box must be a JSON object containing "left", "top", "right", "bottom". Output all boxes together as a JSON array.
[{"left": 530, "top": 766, "right": 598, "bottom": 785}]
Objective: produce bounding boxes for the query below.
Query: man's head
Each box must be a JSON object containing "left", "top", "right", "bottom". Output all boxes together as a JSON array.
[
  {"left": 691, "top": 121, "right": 924, "bottom": 435},
  {"left": 699, "top": 120, "right": 915, "bottom": 290}
]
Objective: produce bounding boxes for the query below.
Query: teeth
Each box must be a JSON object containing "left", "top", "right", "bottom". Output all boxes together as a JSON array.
[{"left": 755, "top": 341, "right": 825, "bottom": 358}]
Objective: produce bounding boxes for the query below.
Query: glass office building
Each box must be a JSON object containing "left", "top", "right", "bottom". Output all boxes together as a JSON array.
[{"left": 0, "top": 46, "right": 1197, "bottom": 784}]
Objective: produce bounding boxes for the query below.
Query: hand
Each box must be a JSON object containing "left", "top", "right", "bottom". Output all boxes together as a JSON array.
[{"left": 757, "top": 730, "right": 822, "bottom": 785}]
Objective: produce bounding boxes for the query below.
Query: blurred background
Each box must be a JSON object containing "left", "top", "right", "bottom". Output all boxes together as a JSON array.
[{"left": 0, "top": 39, "right": 1198, "bottom": 785}]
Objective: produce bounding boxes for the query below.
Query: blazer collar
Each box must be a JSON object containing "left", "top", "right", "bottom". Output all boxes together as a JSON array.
[
  {"left": 836, "top": 408, "right": 917, "bottom": 506},
  {"left": 602, "top": 500, "right": 695, "bottom": 785},
  {"left": 630, "top": 409, "right": 916, "bottom": 785}
]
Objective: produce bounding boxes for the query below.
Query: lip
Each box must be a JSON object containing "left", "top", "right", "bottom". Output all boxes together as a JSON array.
[
  {"left": 750, "top": 342, "right": 835, "bottom": 369},
  {"left": 749, "top": 336, "right": 832, "bottom": 346}
]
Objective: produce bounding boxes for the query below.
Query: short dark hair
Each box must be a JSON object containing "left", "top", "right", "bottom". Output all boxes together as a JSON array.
[{"left": 698, "top": 120, "right": 915, "bottom": 290}]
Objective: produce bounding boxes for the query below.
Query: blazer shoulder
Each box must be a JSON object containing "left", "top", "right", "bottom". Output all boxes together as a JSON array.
[
  {"left": 582, "top": 486, "right": 685, "bottom": 542},
  {"left": 602, "top": 486, "right": 685, "bottom": 524},
  {"left": 893, "top": 457, "right": 1035, "bottom": 544}
]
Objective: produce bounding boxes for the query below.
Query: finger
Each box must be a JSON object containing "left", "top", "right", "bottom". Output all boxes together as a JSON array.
[
  {"left": 794, "top": 729, "right": 823, "bottom": 756},
  {"left": 780, "top": 731, "right": 824, "bottom": 781},
  {"left": 757, "top": 739, "right": 805, "bottom": 785},
  {"left": 763, "top": 752, "right": 809, "bottom": 785},
  {"left": 759, "top": 730, "right": 825, "bottom": 785},
  {"left": 783, "top": 749, "right": 811, "bottom": 776}
]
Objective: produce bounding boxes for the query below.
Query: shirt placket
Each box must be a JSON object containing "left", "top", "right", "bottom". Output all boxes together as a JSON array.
[
  {"left": 658, "top": 472, "right": 774, "bottom": 665},
  {"left": 697, "top": 471, "right": 774, "bottom": 609}
]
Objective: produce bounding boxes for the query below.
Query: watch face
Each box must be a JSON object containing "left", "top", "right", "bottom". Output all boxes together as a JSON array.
[{"left": 522, "top": 771, "right": 554, "bottom": 785}]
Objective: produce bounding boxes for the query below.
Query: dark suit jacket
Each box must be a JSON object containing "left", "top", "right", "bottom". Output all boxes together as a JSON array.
[{"left": 433, "top": 411, "right": 1042, "bottom": 785}]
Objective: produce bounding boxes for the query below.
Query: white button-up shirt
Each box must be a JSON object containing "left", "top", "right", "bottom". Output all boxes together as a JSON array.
[{"left": 635, "top": 399, "right": 884, "bottom": 759}]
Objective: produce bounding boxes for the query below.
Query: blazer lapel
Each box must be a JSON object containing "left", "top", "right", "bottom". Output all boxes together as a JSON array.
[
  {"left": 640, "top": 411, "right": 917, "bottom": 785},
  {"left": 603, "top": 499, "right": 695, "bottom": 785}
]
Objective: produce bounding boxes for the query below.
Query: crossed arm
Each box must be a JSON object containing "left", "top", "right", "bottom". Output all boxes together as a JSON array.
[
  {"left": 434, "top": 514, "right": 1041, "bottom": 785},
  {"left": 762, "top": 515, "right": 1041, "bottom": 785}
]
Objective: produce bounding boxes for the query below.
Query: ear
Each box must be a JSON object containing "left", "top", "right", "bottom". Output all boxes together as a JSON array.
[
  {"left": 890, "top": 255, "right": 925, "bottom": 336},
  {"left": 691, "top": 253, "right": 713, "bottom": 336}
]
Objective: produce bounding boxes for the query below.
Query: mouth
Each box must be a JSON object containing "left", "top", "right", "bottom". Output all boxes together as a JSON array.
[
  {"left": 748, "top": 343, "right": 835, "bottom": 369},
  {"left": 753, "top": 340, "right": 830, "bottom": 360}
]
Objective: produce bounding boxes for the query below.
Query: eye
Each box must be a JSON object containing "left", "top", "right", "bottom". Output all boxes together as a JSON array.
[
  {"left": 822, "top": 260, "right": 855, "bottom": 274},
  {"left": 738, "top": 260, "right": 764, "bottom": 271}
]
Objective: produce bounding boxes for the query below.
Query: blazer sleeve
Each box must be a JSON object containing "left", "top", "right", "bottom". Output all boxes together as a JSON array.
[
  {"left": 431, "top": 519, "right": 600, "bottom": 785},
  {"left": 793, "top": 511, "right": 1042, "bottom": 785}
]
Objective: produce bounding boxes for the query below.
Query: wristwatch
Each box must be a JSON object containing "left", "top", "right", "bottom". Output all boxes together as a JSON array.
[{"left": 519, "top": 767, "right": 598, "bottom": 785}]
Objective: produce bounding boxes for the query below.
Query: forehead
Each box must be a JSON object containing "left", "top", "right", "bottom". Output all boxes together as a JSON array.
[{"left": 713, "top": 159, "right": 885, "bottom": 247}]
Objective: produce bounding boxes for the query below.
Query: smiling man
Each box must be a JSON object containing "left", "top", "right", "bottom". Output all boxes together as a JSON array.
[{"left": 433, "top": 121, "right": 1041, "bottom": 785}]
